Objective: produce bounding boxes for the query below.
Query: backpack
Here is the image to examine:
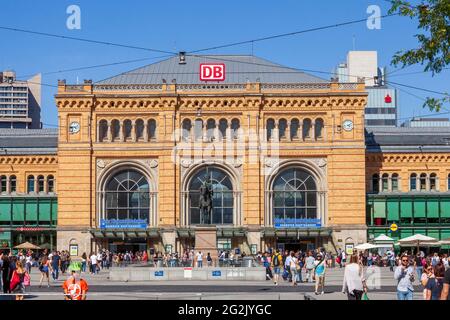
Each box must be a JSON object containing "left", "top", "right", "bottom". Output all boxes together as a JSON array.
[{"left": 273, "top": 255, "right": 280, "bottom": 267}]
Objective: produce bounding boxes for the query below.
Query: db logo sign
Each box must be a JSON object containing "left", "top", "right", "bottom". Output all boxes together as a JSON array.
[{"left": 200, "top": 63, "right": 225, "bottom": 82}]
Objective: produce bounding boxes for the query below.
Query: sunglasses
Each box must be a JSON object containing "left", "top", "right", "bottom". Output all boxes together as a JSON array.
[{"left": 401, "top": 259, "right": 409, "bottom": 262}]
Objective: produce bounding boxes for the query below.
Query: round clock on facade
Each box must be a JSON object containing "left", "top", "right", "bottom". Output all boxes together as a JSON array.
[
  {"left": 343, "top": 120, "right": 354, "bottom": 131},
  {"left": 69, "top": 121, "right": 80, "bottom": 134}
]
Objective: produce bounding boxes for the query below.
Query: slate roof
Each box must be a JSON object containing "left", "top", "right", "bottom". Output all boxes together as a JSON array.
[
  {"left": 0, "top": 128, "right": 58, "bottom": 155},
  {"left": 366, "top": 126, "right": 450, "bottom": 152},
  {"left": 97, "top": 55, "right": 327, "bottom": 85}
]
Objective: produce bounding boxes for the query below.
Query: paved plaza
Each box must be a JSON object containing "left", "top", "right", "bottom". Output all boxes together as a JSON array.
[{"left": 0, "top": 266, "right": 424, "bottom": 300}]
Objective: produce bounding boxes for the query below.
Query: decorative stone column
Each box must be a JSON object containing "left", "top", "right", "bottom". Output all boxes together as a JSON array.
[
  {"left": 131, "top": 122, "right": 136, "bottom": 142},
  {"left": 143, "top": 122, "right": 149, "bottom": 142},
  {"left": 119, "top": 121, "right": 124, "bottom": 142},
  {"left": 107, "top": 121, "right": 112, "bottom": 142},
  {"left": 273, "top": 121, "right": 279, "bottom": 141}
]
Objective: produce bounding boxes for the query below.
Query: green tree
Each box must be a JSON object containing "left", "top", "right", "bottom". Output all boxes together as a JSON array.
[{"left": 388, "top": 0, "right": 449, "bottom": 110}]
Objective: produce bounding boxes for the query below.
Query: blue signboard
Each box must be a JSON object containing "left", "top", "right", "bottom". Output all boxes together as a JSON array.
[
  {"left": 154, "top": 271, "right": 164, "bottom": 277},
  {"left": 274, "top": 218, "right": 321, "bottom": 228},
  {"left": 212, "top": 270, "right": 221, "bottom": 277},
  {"left": 100, "top": 219, "right": 147, "bottom": 229}
]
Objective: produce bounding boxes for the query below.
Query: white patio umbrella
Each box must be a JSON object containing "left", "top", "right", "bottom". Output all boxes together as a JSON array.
[
  {"left": 397, "top": 234, "right": 438, "bottom": 255},
  {"left": 373, "top": 234, "right": 394, "bottom": 242},
  {"left": 438, "top": 237, "right": 450, "bottom": 245},
  {"left": 355, "top": 243, "right": 378, "bottom": 250}
]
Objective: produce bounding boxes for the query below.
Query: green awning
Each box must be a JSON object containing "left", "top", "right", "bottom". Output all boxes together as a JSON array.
[
  {"left": 427, "top": 198, "right": 439, "bottom": 218},
  {"left": 373, "top": 200, "right": 386, "bottom": 218},
  {"left": 414, "top": 198, "right": 426, "bottom": 218},
  {"left": 441, "top": 199, "right": 450, "bottom": 218},
  {"left": 400, "top": 199, "right": 413, "bottom": 218},
  {"left": 387, "top": 199, "right": 399, "bottom": 221}
]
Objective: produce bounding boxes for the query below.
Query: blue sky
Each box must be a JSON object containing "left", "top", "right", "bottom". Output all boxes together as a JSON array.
[{"left": 0, "top": 0, "right": 448, "bottom": 127}]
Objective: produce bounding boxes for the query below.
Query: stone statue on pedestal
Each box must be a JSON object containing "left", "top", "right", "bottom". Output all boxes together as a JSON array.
[{"left": 199, "top": 175, "right": 213, "bottom": 225}]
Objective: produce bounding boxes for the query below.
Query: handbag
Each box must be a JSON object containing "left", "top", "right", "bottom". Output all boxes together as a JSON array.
[{"left": 23, "top": 272, "right": 31, "bottom": 286}]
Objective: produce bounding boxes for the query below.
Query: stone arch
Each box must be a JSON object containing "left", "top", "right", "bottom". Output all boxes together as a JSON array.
[
  {"left": 97, "top": 160, "right": 158, "bottom": 227},
  {"left": 180, "top": 160, "right": 242, "bottom": 227},
  {"left": 264, "top": 159, "right": 327, "bottom": 227}
]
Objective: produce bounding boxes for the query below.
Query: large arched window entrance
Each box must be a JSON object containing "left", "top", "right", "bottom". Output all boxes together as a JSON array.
[
  {"left": 188, "top": 167, "right": 234, "bottom": 225},
  {"left": 272, "top": 168, "right": 318, "bottom": 222},
  {"left": 104, "top": 169, "right": 150, "bottom": 222}
]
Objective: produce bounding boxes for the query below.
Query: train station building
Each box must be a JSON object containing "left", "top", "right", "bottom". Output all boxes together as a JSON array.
[{"left": 0, "top": 54, "right": 449, "bottom": 255}]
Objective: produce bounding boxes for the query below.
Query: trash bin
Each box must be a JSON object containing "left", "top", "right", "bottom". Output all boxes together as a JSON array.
[{"left": 242, "top": 257, "right": 253, "bottom": 268}]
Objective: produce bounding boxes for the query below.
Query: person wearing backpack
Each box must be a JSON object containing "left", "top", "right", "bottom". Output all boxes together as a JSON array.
[
  {"left": 10, "top": 261, "right": 30, "bottom": 300},
  {"left": 271, "top": 249, "right": 282, "bottom": 285}
]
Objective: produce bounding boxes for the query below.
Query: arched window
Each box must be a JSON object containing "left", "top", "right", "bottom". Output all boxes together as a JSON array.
[
  {"left": 98, "top": 120, "right": 108, "bottom": 142},
  {"left": 420, "top": 173, "right": 427, "bottom": 191},
  {"left": 372, "top": 174, "right": 379, "bottom": 193},
  {"left": 135, "top": 119, "right": 144, "bottom": 141},
  {"left": 392, "top": 173, "right": 399, "bottom": 191},
  {"left": 273, "top": 168, "right": 317, "bottom": 223},
  {"left": 148, "top": 119, "right": 157, "bottom": 140},
  {"left": 410, "top": 173, "right": 417, "bottom": 191},
  {"left": 105, "top": 169, "right": 150, "bottom": 222},
  {"left": 182, "top": 119, "right": 192, "bottom": 141},
  {"left": 47, "top": 175, "right": 55, "bottom": 193},
  {"left": 10, "top": 175, "right": 16, "bottom": 193},
  {"left": 302, "top": 119, "right": 312, "bottom": 140},
  {"left": 278, "top": 119, "right": 287, "bottom": 140},
  {"left": 27, "top": 175, "right": 35, "bottom": 193},
  {"left": 231, "top": 118, "right": 240, "bottom": 139},
  {"left": 382, "top": 173, "right": 389, "bottom": 192},
  {"left": 123, "top": 119, "right": 132, "bottom": 141},
  {"left": 430, "top": 173, "right": 437, "bottom": 191},
  {"left": 37, "top": 175, "right": 45, "bottom": 193},
  {"left": 315, "top": 118, "right": 324, "bottom": 139},
  {"left": 111, "top": 119, "right": 120, "bottom": 141},
  {"left": 0, "top": 175, "right": 6, "bottom": 193},
  {"left": 206, "top": 119, "right": 216, "bottom": 141},
  {"left": 290, "top": 119, "right": 300, "bottom": 140},
  {"left": 267, "top": 119, "right": 275, "bottom": 141},
  {"left": 194, "top": 119, "right": 203, "bottom": 141},
  {"left": 219, "top": 119, "right": 228, "bottom": 141},
  {"left": 188, "top": 167, "right": 233, "bottom": 225}
]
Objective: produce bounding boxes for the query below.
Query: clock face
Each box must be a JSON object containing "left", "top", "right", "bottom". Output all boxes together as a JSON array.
[
  {"left": 69, "top": 121, "right": 80, "bottom": 134},
  {"left": 343, "top": 120, "right": 354, "bottom": 131}
]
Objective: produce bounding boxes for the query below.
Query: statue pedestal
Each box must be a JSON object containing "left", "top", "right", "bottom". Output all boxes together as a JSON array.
[{"left": 194, "top": 225, "right": 217, "bottom": 266}]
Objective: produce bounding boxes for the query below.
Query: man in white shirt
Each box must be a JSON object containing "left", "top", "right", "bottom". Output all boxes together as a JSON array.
[
  {"left": 90, "top": 253, "right": 98, "bottom": 274},
  {"left": 196, "top": 251, "right": 203, "bottom": 268}
]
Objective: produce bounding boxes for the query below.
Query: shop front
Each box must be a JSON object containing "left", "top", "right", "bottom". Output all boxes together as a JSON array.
[
  {"left": 0, "top": 196, "right": 57, "bottom": 251},
  {"left": 91, "top": 220, "right": 160, "bottom": 254}
]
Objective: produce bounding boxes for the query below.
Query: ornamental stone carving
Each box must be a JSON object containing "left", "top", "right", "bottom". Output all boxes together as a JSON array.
[
  {"left": 96, "top": 159, "right": 105, "bottom": 168},
  {"left": 181, "top": 158, "right": 193, "bottom": 168},
  {"left": 148, "top": 159, "right": 159, "bottom": 168}
]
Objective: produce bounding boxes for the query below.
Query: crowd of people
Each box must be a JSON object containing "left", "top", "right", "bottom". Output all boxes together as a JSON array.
[
  {"left": 1, "top": 245, "right": 450, "bottom": 301},
  {"left": 256, "top": 248, "right": 334, "bottom": 295},
  {"left": 255, "top": 247, "right": 450, "bottom": 300}
]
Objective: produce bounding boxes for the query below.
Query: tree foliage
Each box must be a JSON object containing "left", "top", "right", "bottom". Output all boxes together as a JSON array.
[{"left": 388, "top": 0, "right": 449, "bottom": 110}]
